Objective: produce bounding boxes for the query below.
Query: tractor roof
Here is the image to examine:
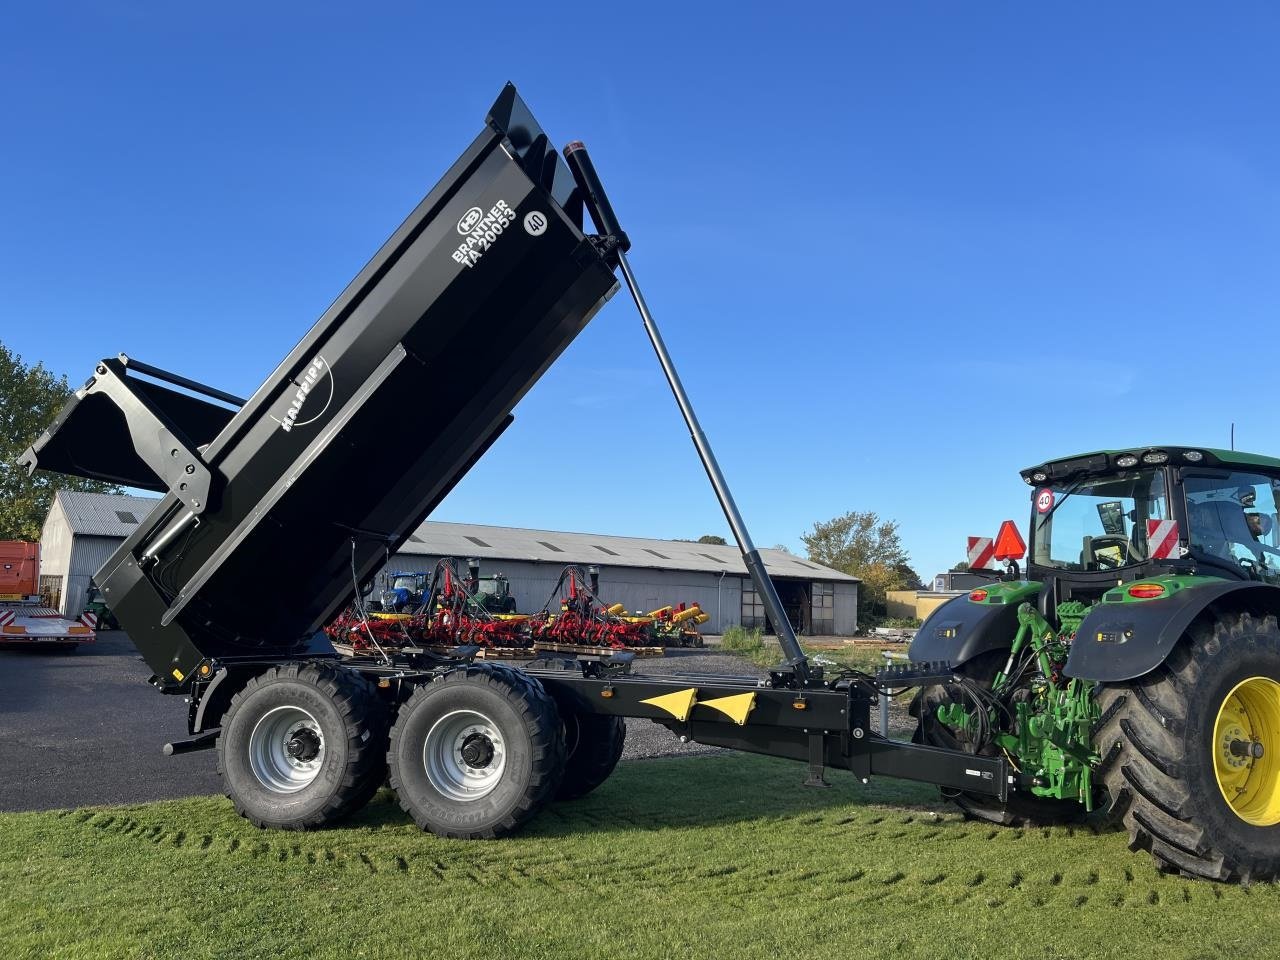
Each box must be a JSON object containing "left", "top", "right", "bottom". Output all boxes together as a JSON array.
[{"left": 1020, "top": 446, "right": 1280, "bottom": 485}]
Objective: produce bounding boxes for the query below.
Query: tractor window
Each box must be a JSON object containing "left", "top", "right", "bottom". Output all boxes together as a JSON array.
[
  {"left": 1183, "top": 471, "right": 1280, "bottom": 580},
  {"left": 476, "top": 579, "right": 498, "bottom": 596},
  {"left": 1032, "top": 470, "right": 1168, "bottom": 571}
]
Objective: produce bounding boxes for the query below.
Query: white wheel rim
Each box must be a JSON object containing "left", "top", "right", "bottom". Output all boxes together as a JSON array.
[
  {"left": 248, "top": 705, "right": 325, "bottom": 793},
  {"left": 423, "top": 709, "right": 506, "bottom": 801}
]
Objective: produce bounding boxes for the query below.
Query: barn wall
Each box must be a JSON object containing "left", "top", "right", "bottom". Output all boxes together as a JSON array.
[{"left": 378, "top": 555, "right": 860, "bottom": 635}]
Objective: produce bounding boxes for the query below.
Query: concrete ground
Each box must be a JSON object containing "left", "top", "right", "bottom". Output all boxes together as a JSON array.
[{"left": 0, "top": 631, "right": 765, "bottom": 813}]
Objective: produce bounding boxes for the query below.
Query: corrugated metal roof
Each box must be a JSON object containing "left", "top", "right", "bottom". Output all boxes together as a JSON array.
[
  {"left": 47, "top": 493, "right": 857, "bottom": 583},
  {"left": 52, "top": 490, "right": 162, "bottom": 538},
  {"left": 400, "top": 521, "right": 859, "bottom": 582}
]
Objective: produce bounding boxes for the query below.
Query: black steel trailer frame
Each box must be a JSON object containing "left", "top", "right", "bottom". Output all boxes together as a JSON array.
[{"left": 21, "top": 83, "right": 1011, "bottom": 834}]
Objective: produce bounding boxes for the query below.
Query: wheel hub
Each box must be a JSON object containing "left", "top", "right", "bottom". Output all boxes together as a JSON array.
[
  {"left": 248, "top": 706, "right": 326, "bottom": 794},
  {"left": 1212, "top": 676, "right": 1280, "bottom": 826},
  {"left": 422, "top": 710, "right": 507, "bottom": 801},
  {"left": 286, "top": 727, "right": 322, "bottom": 763},
  {"left": 460, "top": 732, "right": 495, "bottom": 768}
]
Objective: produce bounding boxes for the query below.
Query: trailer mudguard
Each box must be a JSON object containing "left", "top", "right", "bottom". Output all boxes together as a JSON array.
[
  {"left": 1066, "top": 580, "right": 1280, "bottom": 682},
  {"left": 908, "top": 592, "right": 1029, "bottom": 668},
  {"left": 21, "top": 83, "right": 621, "bottom": 687}
]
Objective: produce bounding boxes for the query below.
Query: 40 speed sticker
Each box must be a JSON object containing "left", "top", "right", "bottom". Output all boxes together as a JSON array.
[
  {"left": 1035, "top": 488, "right": 1055, "bottom": 513},
  {"left": 451, "top": 200, "right": 517, "bottom": 269}
]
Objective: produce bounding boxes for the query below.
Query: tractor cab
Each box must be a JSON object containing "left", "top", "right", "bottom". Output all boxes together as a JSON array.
[
  {"left": 381, "top": 572, "right": 429, "bottom": 613},
  {"left": 1021, "top": 446, "right": 1280, "bottom": 618},
  {"left": 473, "top": 574, "right": 516, "bottom": 614}
]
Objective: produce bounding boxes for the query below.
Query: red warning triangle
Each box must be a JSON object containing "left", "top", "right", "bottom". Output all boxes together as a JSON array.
[{"left": 992, "top": 520, "right": 1027, "bottom": 560}]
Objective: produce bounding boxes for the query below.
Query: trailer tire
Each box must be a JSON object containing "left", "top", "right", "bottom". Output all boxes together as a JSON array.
[
  {"left": 916, "top": 650, "right": 1085, "bottom": 826},
  {"left": 1096, "top": 612, "right": 1280, "bottom": 882},
  {"left": 557, "top": 711, "right": 626, "bottom": 800},
  {"left": 388, "top": 664, "right": 565, "bottom": 839},
  {"left": 217, "top": 661, "right": 388, "bottom": 830}
]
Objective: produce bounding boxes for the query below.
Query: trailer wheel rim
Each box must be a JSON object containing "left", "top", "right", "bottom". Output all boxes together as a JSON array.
[
  {"left": 423, "top": 709, "right": 506, "bottom": 801},
  {"left": 248, "top": 706, "right": 326, "bottom": 794},
  {"left": 1213, "top": 676, "right": 1280, "bottom": 826}
]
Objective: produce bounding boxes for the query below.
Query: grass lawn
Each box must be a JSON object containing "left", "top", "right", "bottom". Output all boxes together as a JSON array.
[{"left": 2, "top": 752, "right": 1277, "bottom": 960}]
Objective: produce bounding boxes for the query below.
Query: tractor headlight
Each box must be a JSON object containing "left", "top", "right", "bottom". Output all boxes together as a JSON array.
[
  {"left": 1032, "top": 471, "right": 1048, "bottom": 483},
  {"left": 1115, "top": 454, "right": 1140, "bottom": 468},
  {"left": 1141, "top": 451, "right": 1169, "bottom": 465},
  {"left": 1184, "top": 450, "right": 1204, "bottom": 462}
]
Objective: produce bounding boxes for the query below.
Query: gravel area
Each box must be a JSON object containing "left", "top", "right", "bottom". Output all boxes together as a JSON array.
[{"left": 613, "top": 648, "right": 766, "bottom": 761}]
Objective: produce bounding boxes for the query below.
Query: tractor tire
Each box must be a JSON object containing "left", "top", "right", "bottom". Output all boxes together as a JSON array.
[
  {"left": 387, "top": 664, "right": 565, "bottom": 838},
  {"left": 557, "top": 711, "right": 626, "bottom": 800},
  {"left": 1095, "top": 611, "right": 1280, "bottom": 882},
  {"left": 916, "top": 650, "right": 1086, "bottom": 826},
  {"left": 217, "top": 661, "right": 389, "bottom": 830}
]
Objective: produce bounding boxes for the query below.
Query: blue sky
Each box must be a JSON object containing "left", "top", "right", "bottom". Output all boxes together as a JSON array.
[{"left": 3, "top": 3, "right": 1278, "bottom": 580}]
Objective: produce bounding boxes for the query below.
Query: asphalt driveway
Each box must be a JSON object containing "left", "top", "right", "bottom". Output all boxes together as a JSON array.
[{"left": 0, "top": 632, "right": 749, "bottom": 812}]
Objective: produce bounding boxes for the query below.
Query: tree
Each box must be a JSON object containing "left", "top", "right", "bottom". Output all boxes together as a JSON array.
[
  {"left": 695, "top": 534, "right": 727, "bottom": 545},
  {"left": 894, "top": 561, "right": 926, "bottom": 591},
  {"left": 0, "top": 343, "right": 121, "bottom": 540},
  {"left": 801, "top": 510, "right": 911, "bottom": 619}
]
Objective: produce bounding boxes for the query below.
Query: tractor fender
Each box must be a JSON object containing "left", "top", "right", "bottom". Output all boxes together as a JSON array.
[
  {"left": 1066, "top": 580, "right": 1280, "bottom": 683},
  {"left": 908, "top": 593, "right": 1027, "bottom": 669}
]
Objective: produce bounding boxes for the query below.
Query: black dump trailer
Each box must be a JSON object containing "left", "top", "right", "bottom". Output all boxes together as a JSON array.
[{"left": 22, "top": 84, "right": 1008, "bottom": 836}]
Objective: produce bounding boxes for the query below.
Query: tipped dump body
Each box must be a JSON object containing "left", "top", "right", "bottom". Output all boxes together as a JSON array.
[{"left": 21, "top": 84, "right": 619, "bottom": 684}]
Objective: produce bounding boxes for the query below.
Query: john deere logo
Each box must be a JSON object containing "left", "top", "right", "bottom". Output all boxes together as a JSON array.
[{"left": 457, "top": 207, "right": 484, "bottom": 234}]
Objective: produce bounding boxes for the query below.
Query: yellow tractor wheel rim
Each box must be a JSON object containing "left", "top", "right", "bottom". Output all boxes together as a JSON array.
[{"left": 1213, "top": 676, "right": 1280, "bottom": 826}]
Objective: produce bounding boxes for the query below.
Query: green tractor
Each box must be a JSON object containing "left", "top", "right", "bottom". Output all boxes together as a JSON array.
[
  {"left": 473, "top": 573, "right": 517, "bottom": 614},
  {"left": 910, "top": 445, "right": 1280, "bottom": 882}
]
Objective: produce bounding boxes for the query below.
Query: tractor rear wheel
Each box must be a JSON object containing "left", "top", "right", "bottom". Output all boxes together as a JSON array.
[
  {"left": 388, "top": 664, "right": 565, "bottom": 838},
  {"left": 1096, "top": 611, "right": 1280, "bottom": 881},
  {"left": 557, "top": 711, "right": 626, "bottom": 800},
  {"left": 217, "top": 661, "right": 389, "bottom": 830},
  {"left": 916, "top": 650, "right": 1085, "bottom": 826}
]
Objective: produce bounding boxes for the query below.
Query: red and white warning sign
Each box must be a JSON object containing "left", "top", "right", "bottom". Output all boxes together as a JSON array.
[
  {"left": 0, "top": 610, "right": 13, "bottom": 629},
  {"left": 1035, "top": 488, "right": 1055, "bottom": 514},
  {"left": 1147, "top": 519, "right": 1180, "bottom": 559},
  {"left": 967, "top": 536, "right": 997, "bottom": 570}
]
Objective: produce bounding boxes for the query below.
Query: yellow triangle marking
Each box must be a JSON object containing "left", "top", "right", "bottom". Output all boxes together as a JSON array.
[
  {"left": 698, "top": 692, "right": 756, "bottom": 726},
  {"left": 640, "top": 687, "right": 698, "bottom": 722}
]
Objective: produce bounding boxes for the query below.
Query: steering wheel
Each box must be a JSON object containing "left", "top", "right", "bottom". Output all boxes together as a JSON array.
[{"left": 1088, "top": 535, "right": 1130, "bottom": 570}]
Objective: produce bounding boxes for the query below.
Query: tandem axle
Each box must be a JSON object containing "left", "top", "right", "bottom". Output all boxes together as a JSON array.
[{"left": 167, "top": 648, "right": 1010, "bottom": 810}]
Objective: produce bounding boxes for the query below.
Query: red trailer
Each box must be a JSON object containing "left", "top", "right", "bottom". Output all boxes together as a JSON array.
[{"left": 0, "top": 541, "right": 95, "bottom": 650}]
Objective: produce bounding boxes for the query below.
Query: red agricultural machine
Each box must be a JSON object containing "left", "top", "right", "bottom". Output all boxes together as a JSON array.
[
  {"left": 326, "top": 558, "right": 532, "bottom": 656},
  {"left": 327, "top": 560, "right": 707, "bottom": 657}
]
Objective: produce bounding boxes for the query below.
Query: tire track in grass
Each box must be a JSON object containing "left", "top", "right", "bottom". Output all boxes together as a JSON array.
[{"left": 51, "top": 796, "right": 1280, "bottom": 915}]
